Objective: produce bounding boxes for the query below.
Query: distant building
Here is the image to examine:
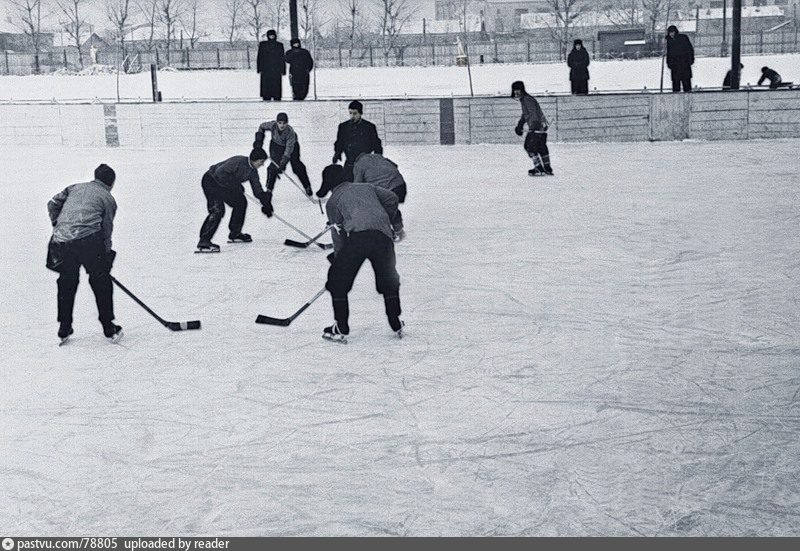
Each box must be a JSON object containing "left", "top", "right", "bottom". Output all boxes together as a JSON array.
[{"left": 0, "top": 31, "right": 54, "bottom": 52}]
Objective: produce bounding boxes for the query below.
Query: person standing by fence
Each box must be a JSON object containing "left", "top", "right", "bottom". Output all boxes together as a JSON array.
[
  {"left": 284, "top": 38, "right": 314, "bottom": 101},
  {"left": 567, "top": 39, "right": 590, "bottom": 95},
  {"left": 257, "top": 30, "right": 285, "bottom": 101},
  {"left": 666, "top": 25, "right": 694, "bottom": 93}
]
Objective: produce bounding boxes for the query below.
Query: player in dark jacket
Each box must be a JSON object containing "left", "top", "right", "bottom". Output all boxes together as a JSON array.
[
  {"left": 254, "top": 112, "right": 313, "bottom": 196},
  {"left": 197, "top": 148, "right": 270, "bottom": 252},
  {"left": 666, "top": 25, "right": 694, "bottom": 93},
  {"left": 333, "top": 100, "right": 383, "bottom": 182},
  {"left": 512, "top": 81, "right": 553, "bottom": 176},
  {"left": 46, "top": 164, "right": 122, "bottom": 343},
  {"left": 316, "top": 164, "right": 403, "bottom": 343},
  {"left": 257, "top": 29, "right": 285, "bottom": 101},
  {"left": 758, "top": 66, "right": 783, "bottom": 89},
  {"left": 284, "top": 38, "right": 314, "bottom": 100},
  {"left": 567, "top": 39, "right": 590, "bottom": 95}
]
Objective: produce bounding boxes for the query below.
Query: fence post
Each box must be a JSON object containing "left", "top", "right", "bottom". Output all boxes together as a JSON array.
[
  {"left": 186, "top": 48, "right": 190, "bottom": 68},
  {"left": 4, "top": 51, "right": 9, "bottom": 75},
  {"left": 432, "top": 43, "right": 436, "bottom": 66},
  {"left": 527, "top": 39, "right": 530, "bottom": 62},
  {"left": 155, "top": 49, "right": 160, "bottom": 68},
  {"left": 63, "top": 49, "right": 68, "bottom": 69},
  {"left": 246, "top": 46, "right": 251, "bottom": 69},
  {"left": 494, "top": 41, "right": 499, "bottom": 63},
  {"left": 370, "top": 45, "right": 373, "bottom": 67},
  {"left": 759, "top": 31, "right": 763, "bottom": 54},
  {"left": 216, "top": 48, "right": 221, "bottom": 69},
  {"left": 150, "top": 63, "right": 159, "bottom": 102},
  {"left": 338, "top": 42, "right": 342, "bottom": 67}
]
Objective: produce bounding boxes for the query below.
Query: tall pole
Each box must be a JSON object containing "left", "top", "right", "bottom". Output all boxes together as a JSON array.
[
  {"left": 290, "top": 0, "right": 299, "bottom": 40},
  {"left": 731, "top": 0, "right": 742, "bottom": 89},
  {"left": 721, "top": 0, "right": 728, "bottom": 56}
]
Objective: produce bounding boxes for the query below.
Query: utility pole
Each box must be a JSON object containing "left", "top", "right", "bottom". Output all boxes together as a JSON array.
[
  {"left": 290, "top": 0, "right": 298, "bottom": 40},
  {"left": 731, "top": 0, "right": 742, "bottom": 89},
  {"left": 721, "top": 0, "right": 728, "bottom": 56}
]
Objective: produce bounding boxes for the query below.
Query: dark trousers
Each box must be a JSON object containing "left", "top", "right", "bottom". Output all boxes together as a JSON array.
[
  {"left": 260, "top": 73, "right": 282, "bottom": 100},
  {"left": 342, "top": 162, "right": 355, "bottom": 183},
  {"left": 326, "top": 230, "right": 401, "bottom": 330},
  {"left": 524, "top": 132, "right": 552, "bottom": 170},
  {"left": 571, "top": 79, "right": 589, "bottom": 95},
  {"left": 671, "top": 75, "right": 692, "bottom": 92},
  {"left": 291, "top": 80, "right": 310, "bottom": 100},
  {"left": 199, "top": 172, "right": 247, "bottom": 241},
  {"left": 391, "top": 184, "right": 407, "bottom": 232},
  {"left": 267, "top": 142, "right": 312, "bottom": 191},
  {"left": 48, "top": 232, "right": 114, "bottom": 327}
]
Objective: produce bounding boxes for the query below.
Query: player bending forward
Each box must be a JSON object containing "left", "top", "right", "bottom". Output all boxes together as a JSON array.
[{"left": 512, "top": 81, "right": 554, "bottom": 177}]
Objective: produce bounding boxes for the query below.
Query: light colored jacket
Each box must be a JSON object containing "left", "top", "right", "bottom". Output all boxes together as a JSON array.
[
  {"left": 325, "top": 182, "right": 398, "bottom": 253},
  {"left": 48, "top": 179, "right": 117, "bottom": 251},
  {"left": 352, "top": 153, "right": 406, "bottom": 191},
  {"left": 258, "top": 121, "right": 298, "bottom": 160}
]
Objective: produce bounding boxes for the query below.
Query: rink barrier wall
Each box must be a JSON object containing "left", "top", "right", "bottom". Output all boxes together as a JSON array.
[{"left": 1, "top": 89, "right": 799, "bottom": 147}]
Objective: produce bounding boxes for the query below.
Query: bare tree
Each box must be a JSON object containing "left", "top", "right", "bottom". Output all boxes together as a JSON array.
[
  {"left": 158, "top": 0, "right": 185, "bottom": 61},
  {"left": 340, "top": 0, "right": 363, "bottom": 60},
  {"left": 378, "top": 0, "right": 415, "bottom": 65},
  {"left": 299, "top": 0, "right": 319, "bottom": 40},
  {"left": 545, "top": 0, "right": 590, "bottom": 60},
  {"left": 55, "top": 0, "right": 91, "bottom": 68},
  {"left": 245, "top": 0, "right": 265, "bottom": 41},
  {"left": 137, "top": 0, "right": 159, "bottom": 53},
  {"left": 223, "top": 0, "right": 243, "bottom": 45},
  {"left": 602, "top": 0, "right": 643, "bottom": 28},
  {"left": 6, "top": 0, "right": 46, "bottom": 73},
  {"left": 106, "top": 0, "right": 132, "bottom": 58},
  {"left": 181, "top": 0, "right": 206, "bottom": 48},
  {"left": 269, "top": 0, "right": 286, "bottom": 33}
]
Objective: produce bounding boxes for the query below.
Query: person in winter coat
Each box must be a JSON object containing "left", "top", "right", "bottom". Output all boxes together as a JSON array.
[
  {"left": 254, "top": 112, "right": 313, "bottom": 196},
  {"left": 333, "top": 100, "right": 383, "bottom": 182},
  {"left": 257, "top": 29, "right": 285, "bottom": 101},
  {"left": 46, "top": 164, "right": 122, "bottom": 343},
  {"left": 197, "top": 148, "right": 270, "bottom": 252},
  {"left": 316, "top": 164, "right": 403, "bottom": 343},
  {"left": 284, "top": 38, "right": 314, "bottom": 100},
  {"left": 567, "top": 39, "right": 590, "bottom": 95},
  {"left": 758, "top": 66, "right": 783, "bottom": 89},
  {"left": 666, "top": 25, "right": 694, "bottom": 92},
  {"left": 352, "top": 152, "right": 407, "bottom": 240},
  {"left": 512, "top": 81, "right": 553, "bottom": 176},
  {"left": 723, "top": 63, "right": 744, "bottom": 89}
]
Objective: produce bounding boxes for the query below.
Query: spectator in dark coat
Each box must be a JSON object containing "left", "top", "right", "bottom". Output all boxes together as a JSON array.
[
  {"left": 567, "top": 39, "right": 590, "bottom": 95},
  {"left": 333, "top": 100, "right": 383, "bottom": 182},
  {"left": 758, "top": 66, "right": 783, "bottom": 89},
  {"left": 257, "top": 29, "right": 285, "bottom": 101},
  {"left": 284, "top": 38, "right": 314, "bottom": 100},
  {"left": 666, "top": 25, "right": 694, "bottom": 92},
  {"left": 723, "top": 63, "right": 744, "bottom": 89}
]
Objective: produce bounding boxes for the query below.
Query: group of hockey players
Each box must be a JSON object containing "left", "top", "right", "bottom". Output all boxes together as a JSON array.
[{"left": 46, "top": 99, "right": 411, "bottom": 345}]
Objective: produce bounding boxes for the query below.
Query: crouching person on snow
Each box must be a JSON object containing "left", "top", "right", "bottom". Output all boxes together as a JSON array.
[
  {"left": 512, "top": 80, "right": 554, "bottom": 176},
  {"left": 197, "top": 148, "right": 270, "bottom": 253},
  {"left": 316, "top": 164, "right": 404, "bottom": 343},
  {"left": 46, "top": 164, "right": 122, "bottom": 344},
  {"left": 352, "top": 152, "right": 407, "bottom": 241}
]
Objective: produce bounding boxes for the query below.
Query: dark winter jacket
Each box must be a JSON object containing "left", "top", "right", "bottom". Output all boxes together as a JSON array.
[
  {"left": 666, "top": 33, "right": 695, "bottom": 79},
  {"left": 48, "top": 179, "right": 117, "bottom": 251},
  {"left": 517, "top": 93, "right": 549, "bottom": 133},
  {"left": 208, "top": 156, "right": 265, "bottom": 197},
  {"left": 325, "top": 182, "right": 398, "bottom": 253},
  {"left": 352, "top": 153, "right": 406, "bottom": 191},
  {"left": 256, "top": 121, "right": 298, "bottom": 161},
  {"left": 567, "top": 47, "right": 590, "bottom": 81},
  {"left": 758, "top": 68, "right": 782, "bottom": 87},
  {"left": 257, "top": 39, "right": 285, "bottom": 76},
  {"left": 284, "top": 46, "right": 314, "bottom": 84},
  {"left": 334, "top": 119, "right": 383, "bottom": 165}
]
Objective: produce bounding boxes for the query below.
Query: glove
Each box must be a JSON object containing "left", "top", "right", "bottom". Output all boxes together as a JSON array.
[
  {"left": 106, "top": 249, "right": 117, "bottom": 270},
  {"left": 304, "top": 186, "right": 313, "bottom": 197},
  {"left": 278, "top": 158, "right": 288, "bottom": 172},
  {"left": 253, "top": 131, "right": 265, "bottom": 149},
  {"left": 261, "top": 203, "right": 273, "bottom": 218},
  {"left": 327, "top": 252, "right": 336, "bottom": 264},
  {"left": 514, "top": 125, "right": 524, "bottom": 137},
  {"left": 332, "top": 153, "right": 341, "bottom": 164},
  {"left": 258, "top": 192, "right": 273, "bottom": 217}
]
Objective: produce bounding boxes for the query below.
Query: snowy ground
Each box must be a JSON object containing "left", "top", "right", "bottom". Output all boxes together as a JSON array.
[
  {"left": 0, "top": 53, "right": 798, "bottom": 102},
  {"left": 1, "top": 139, "right": 799, "bottom": 535}
]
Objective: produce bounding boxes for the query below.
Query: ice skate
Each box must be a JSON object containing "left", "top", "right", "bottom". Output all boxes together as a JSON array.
[
  {"left": 58, "top": 323, "right": 74, "bottom": 346},
  {"left": 196, "top": 240, "right": 221, "bottom": 253},
  {"left": 103, "top": 323, "right": 124, "bottom": 343},
  {"left": 393, "top": 320, "right": 405, "bottom": 339},
  {"left": 322, "top": 322, "right": 348, "bottom": 344},
  {"left": 227, "top": 232, "right": 252, "bottom": 243}
]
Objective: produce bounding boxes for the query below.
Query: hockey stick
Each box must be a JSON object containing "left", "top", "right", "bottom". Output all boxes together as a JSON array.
[
  {"left": 111, "top": 276, "right": 201, "bottom": 331},
  {"left": 255, "top": 287, "right": 326, "bottom": 326},
  {"left": 284, "top": 226, "right": 331, "bottom": 249},
  {"left": 244, "top": 193, "right": 333, "bottom": 249},
  {"left": 271, "top": 159, "right": 324, "bottom": 215}
]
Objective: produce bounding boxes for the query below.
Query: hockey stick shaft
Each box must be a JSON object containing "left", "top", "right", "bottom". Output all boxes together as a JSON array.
[
  {"left": 244, "top": 192, "right": 315, "bottom": 240},
  {"left": 271, "top": 159, "right": 324, "bottom": 214},
  {"left": 111, "top": 276, "right": 201, "bottom": 331},
  {"left": 255, "top": 287, "right": 327, "bottom": 325},
  {"left": 284, "top": 226, "right": 330, "bottom": 248}
]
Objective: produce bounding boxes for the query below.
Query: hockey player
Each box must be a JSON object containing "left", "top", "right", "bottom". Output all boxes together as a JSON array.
[
  {"left": 46, "top": 164, "right": 122, "bottom": 343},
  {"left": 758, "top": 67, "right": 783, "bottom": 89},
  {"left": 254, "top": 112, "right": 313, "bottom": 197},
  {"left": 512, "top": 81, "right": 553, "bottom": 176},
  {"left": 197, "top": 148, "right": 270, "bottom": 252},
  {"left": 333, "top": 100, "right": 383, "bottom": 182},
  {"left": 352, "top": 152, "right": 407, "bottom": 241},
  {"left": 316, "top": 164, "right": 403, "bottom": 343}
]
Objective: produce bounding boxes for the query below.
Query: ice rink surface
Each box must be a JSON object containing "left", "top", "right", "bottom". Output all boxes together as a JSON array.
[{"left": 1, "top": 139, "right": 799, "bottom": 535}]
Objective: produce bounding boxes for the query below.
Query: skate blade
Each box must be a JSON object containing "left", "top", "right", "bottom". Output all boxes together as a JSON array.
[
  {"left": 108, "top": 331, "right": 124, "bottom": 344},
  {"left": 58, "top": 337, "right": 70, "bottom": 346},
  {"left": 322, "top": 333, "right": 348, "bottom": 344},
  {"left": 227, "top": 240, "right": 252, "bottom": 244},
  {"left": 195, "top": 249, "right": 221, "bottom": 254}
]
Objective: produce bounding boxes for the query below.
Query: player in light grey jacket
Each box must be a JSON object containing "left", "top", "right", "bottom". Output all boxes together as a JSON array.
[
  {"left": 254, "top": 112, "right": 313, "bottom": 195},
  {"left": 46, "top": 164, "right": 122, "bottom": 342},
  {"left": 352, "top": 152, "right": 407, "bottom": 239}
]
